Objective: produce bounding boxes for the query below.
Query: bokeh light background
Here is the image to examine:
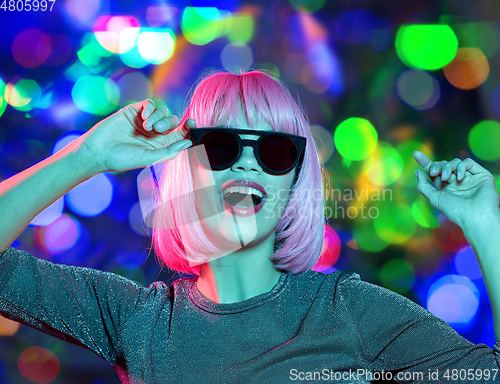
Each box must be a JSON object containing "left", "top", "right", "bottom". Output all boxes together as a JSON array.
[{"left": 1, "top": 0, "right": 500, "bottom": 382}]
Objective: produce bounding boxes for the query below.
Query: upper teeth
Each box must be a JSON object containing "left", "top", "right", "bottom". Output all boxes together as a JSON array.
[{"left": 222, "top": 186, "right": 265, "bottom": 199}]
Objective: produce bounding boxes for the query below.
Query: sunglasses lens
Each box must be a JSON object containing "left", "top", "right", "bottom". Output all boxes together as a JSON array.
[
  {"left": 260, "top": 135, "right": 298, "bottom": 172},
  {"left": 200, "top": 131, "right": 239, "bottom": 167}
]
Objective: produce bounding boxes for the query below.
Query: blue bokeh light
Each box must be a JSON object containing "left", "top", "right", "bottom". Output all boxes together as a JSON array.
[
  {"left": 453, "top": 246, "right": 483, "bottom": 280},
  {"left": 128, "top": 201, "right": 148, "bottom": 237},
  {"left": 66, "top": 173, "right": 114, "bottom": 217},
  {"left": 30, "top": 197, "right": 64, "bottom": 226},
  {"left": 44, "top": 214, "right": 81, "bottom": 255},
  {"left": 427, "top": 274, "right": 480, "bottom": 332},
  {"left": 116, "top": 251, "right": 148, "bottom": 270},
  {"left": 190, "top": 0, "right": 241, "bottom": 12}
]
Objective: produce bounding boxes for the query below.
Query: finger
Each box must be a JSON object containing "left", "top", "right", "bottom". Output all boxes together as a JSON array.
[
  {"left": 144, "top": 105, "right": 170, "bottom": 131},
  {"left": 415, "top": 169, "right": 440, "bottom": 208},
  {"left": 441, "top": 158, "right": 462, "bottom": 181},
  {"left": 458, "top": 158, "right": 490, "bottom": 177},
  {"left": 149, "top": 139, "right": 194, "bottom": 166},
  {"left": 141, "top": 99, "right": 155, "bottom": 120},
  {"left": 152, "top": 115, "right": 180, "bottom": 135},
  {"left": 413, "top": 151, "right": 445, "bottom": 177},
  {"left": 428, "top": 160, "right": 448, "bottom": 177},
  {"left": 168, "top": 118, "right": 197, "bottom": 142},
  {"left": 413, "top": 151, "right": 433, "bottom": 171}
]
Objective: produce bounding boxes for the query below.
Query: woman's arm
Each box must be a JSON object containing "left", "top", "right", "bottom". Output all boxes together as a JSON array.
[
  {"left": 414, "top": 152, "right": 500, "bottom": 337},
  {"left": 0, "top": 139, "right": 95, "bottom": 253},
  {"left": 0, "top": 99, "right": 195, "bottom": 253},
  {"left": 338, "top": 273, "right": 500, "bottom": 383},
  {"left": 459, "top": 211, "right": 500, "bottom": 336}
]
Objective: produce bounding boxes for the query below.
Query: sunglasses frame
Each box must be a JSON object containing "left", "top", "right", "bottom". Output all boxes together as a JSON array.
[{"left": 189, "top": 127, "right": 307, "bottom": 175}]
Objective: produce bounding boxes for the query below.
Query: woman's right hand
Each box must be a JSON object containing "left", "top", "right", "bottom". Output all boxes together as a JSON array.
[{"left": 76, "top": 99, "right": 195, "bottom": 174}]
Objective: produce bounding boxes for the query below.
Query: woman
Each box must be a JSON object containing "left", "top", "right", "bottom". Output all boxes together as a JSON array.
[{"left": 0, "top": 70, "right": 499, "bottom": 383}]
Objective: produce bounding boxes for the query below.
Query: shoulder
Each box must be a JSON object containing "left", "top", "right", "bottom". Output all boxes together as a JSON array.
[
  {"left": 319, "top": 270, "right": 435, "bottom": 323},
  {"left": 283, "top": 269, "right": 362, "bottom": 303},
  {"left": 295, "top": 269, "right": 428, "bottom": 313},
  {"left": 290, "top": 269, "right": 361, "bottom": 291}
]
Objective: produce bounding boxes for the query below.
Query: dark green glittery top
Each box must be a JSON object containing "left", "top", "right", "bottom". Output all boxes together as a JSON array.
[{"left": 0, "top": 247, "right": 499, "bottom": 383}]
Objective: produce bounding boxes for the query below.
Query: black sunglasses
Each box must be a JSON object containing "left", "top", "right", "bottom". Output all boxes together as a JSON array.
[{"left": 189, "top": 128, "right": 307, "bottom": 175}]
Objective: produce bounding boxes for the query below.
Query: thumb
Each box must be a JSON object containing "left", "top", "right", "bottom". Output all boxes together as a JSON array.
[
  {"left": 415, "top": 169, "right": 439, "bottom": 207},
  {"left": 149, "top": 139, "right": 194, "bottom": 166},
  {"left": 170, "top": 118, "right": 197, "bottom": 141}
]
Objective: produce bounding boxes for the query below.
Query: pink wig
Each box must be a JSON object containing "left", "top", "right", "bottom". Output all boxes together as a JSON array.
[{"left": 152, "top": 69, "right": 328, "bottom": 276}]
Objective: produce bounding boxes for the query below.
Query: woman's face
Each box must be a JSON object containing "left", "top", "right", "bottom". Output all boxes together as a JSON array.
[{"left": 188, "top": 118, "right": 296, "bottom": 259}]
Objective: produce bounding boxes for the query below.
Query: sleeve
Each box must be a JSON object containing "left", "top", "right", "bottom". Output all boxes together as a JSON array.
[
  {"left": 0, "top": 247, "right": 159, "bottom": 365},
  {"left": 337, "top": 273, "right": 500, "bottom": 384}
]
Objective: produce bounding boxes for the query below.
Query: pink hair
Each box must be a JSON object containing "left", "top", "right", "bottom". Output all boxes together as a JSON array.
[{"left": 152, "top": 69, "right": 328, "bottom": 276}]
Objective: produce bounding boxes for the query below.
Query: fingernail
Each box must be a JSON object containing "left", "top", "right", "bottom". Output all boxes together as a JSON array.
[
  {"left": 155, "top": 121, "right": 165, "bottom": 130},
  {"left": 442, "top": 170, "right": 448, "bottom": 178},
  {"left": 170, "top": 115, "right": 179, "bottom": 125},
  {"left": 146, "top": 120, "right": 153, "bottom": 129}
]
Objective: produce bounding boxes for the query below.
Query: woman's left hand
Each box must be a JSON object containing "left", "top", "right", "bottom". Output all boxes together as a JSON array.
[{"left": 413, "top": 151, "right": 500, "bottom": 229}]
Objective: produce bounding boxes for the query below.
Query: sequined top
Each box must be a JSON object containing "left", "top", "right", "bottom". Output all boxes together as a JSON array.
[{"left": 0, "top": 247, "right": 499, "bottom": 383}]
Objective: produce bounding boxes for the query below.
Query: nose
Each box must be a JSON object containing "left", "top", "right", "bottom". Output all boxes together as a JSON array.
[{"left": 230, "top": 145, "right": 262, "bottom": 174}]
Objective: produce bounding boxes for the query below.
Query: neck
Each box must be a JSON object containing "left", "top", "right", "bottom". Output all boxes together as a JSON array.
[{"left": 196, "top": 234, "right": 282, "bottom": 303}]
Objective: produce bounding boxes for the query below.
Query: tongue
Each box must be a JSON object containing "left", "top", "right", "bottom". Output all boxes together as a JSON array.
[
  {"left": 224, "top": 192, "right": 255, "bottom": 208},
  {"left": 234, "top": 194, "right": 254, "bottom": 208}
]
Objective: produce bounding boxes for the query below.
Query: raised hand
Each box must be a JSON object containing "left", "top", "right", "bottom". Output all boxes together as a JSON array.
[
  {"left": 413, "top": 151, "right": 499, "bottom": 229},
  {"left": 76, "top": 99, "right": 195, "bottom": 174}
]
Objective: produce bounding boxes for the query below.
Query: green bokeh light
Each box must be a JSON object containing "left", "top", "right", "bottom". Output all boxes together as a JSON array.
[
  {"left": 11, "top": 79, "right": 42, "bottom": 112},
  {"left": 451, "top": 22, "right": 499, "bottom": 58},
  {"left": 334, "top": 117, "right": 378, "bottom": 161},
  {"left": 412, "top": 195, "right": 440, "bottom": 228},
  {"left": 353, "top": 220, "right": 389, "bottom": 253},
  {"left": 494, "top": 175, "right": 500, "bottom": 194},
  {"left": 395, "top": 25, "right": 458, "bottom": 70},
  {"left": 227, "top": 14, "right": 254, "bottom": 44},
  {"left": 374, "top": 202, "right": 416, "bottom": 244},
  {"left": 64, "top": 62, "right": 92, "bottom": 82},
  {"left": 365, "top": 142, "right": 404, "bottom": 186},
  {"left": 396, "top": 140, "right": 434, "bottom": 188},
  {"left": 181, "top": 7, "right": 230, "bottom": 46},
  {"left": 0, "top": 78, "right": 7, "bottom": 118},
  {"left": 72, "top": 75, "right": 120, "bottom": 115},
  {"left": 289, "top": 0, "right": 326, "bottom": 13},
  {"left": 78, "top": 44, "right": 102, "bottom": 67},
  {"left": 78, "top": 34, "right": 113, "bottom": 67},
  {"left": 468, "top": 120, "right": 500, "bottom": 162},
  {"left": 380, "top": 258, "right": 416, "bottom": 294}
]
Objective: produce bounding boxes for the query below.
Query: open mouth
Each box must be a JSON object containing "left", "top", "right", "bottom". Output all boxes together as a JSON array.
[{"left": 222, "top": 191, "right": 263, "bottom": 208}]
